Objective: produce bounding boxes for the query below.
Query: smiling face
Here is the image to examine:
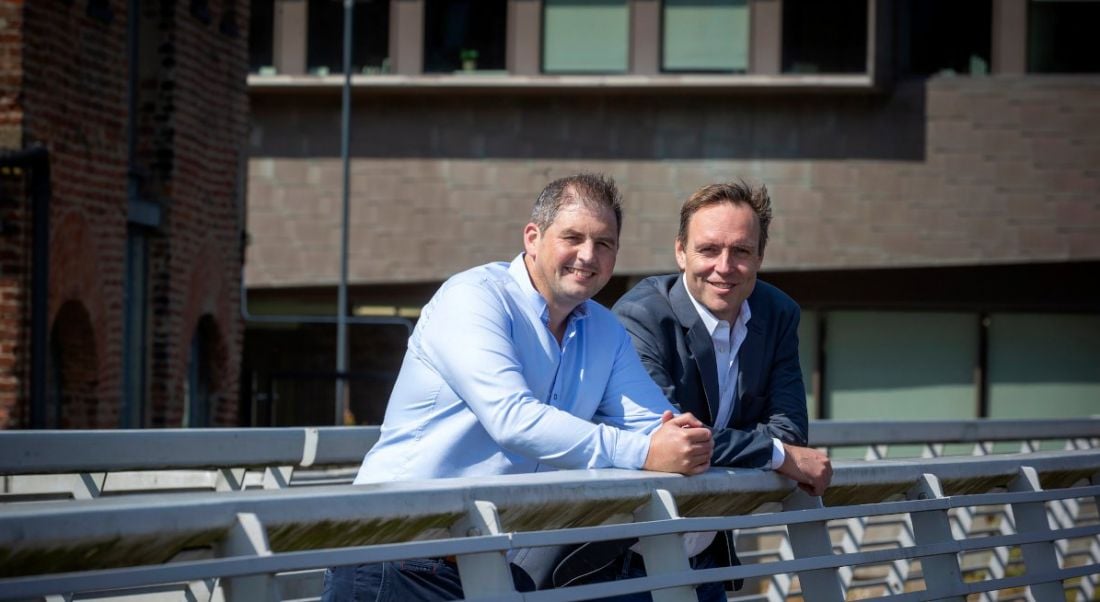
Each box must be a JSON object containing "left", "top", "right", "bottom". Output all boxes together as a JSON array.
[
  {"left": 675, "top": 201, "right": 763, "bottom": 323},
  {"left": 523, "top": 200, "right": 619, "bottom": 321}
]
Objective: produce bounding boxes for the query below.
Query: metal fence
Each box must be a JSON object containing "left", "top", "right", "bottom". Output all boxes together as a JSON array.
[{"left": 2, "top": 419, "right": 1098, "bottom": 601}]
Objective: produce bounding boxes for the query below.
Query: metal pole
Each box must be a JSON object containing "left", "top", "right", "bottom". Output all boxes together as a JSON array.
[{"left": 335, "top": 0, "right": 354, "bottom": 425}]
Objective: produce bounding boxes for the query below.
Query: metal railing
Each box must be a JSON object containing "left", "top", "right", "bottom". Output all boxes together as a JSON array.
[
  {"left": 2, "top": 450, "right": 1099, "bottom": 601},
  {"left": 3, "top": 419, "right": 1097, "bottom": 499},
  {"left": 2, "top": 419, "right": 1098, "bottom": 601}
]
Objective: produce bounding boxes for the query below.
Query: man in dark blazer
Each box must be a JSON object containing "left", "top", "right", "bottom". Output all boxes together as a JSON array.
[{"left": 604, "top": 181, "right": 832, "bottom": 599}]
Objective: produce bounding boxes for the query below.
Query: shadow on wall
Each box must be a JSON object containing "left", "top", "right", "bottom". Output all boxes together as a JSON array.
[{"left": 250, "top": 82, "right": 927, "bottom": 162}]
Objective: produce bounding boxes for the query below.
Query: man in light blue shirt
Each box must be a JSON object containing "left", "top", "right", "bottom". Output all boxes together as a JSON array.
[{"left": 323, "top": 174, "right": 713, "bottom": 601}]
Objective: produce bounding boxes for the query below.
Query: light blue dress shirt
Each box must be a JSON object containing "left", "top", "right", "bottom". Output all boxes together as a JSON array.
[{"left": 354, "top": 255, "right": 677, "bottom": 484}]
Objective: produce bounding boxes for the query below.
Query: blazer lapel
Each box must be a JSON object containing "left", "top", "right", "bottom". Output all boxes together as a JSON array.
[{"left": 670, "top": 278, "right": 720, "bottom": 425}]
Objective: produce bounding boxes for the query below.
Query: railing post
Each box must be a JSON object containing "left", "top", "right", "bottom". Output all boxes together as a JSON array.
[
  {"left": 635, "top": 489, "right": 696, "bottom": 602},
  {"left": 262, "top": 465, "right": 293, "bottom": 489},
  {"left": 783, "top": 489, "right": 845, "bottom": 602},
  {"left": 450, "top": 500, "right": 520, "bottom": 600},
  {"left": 185, "top": 578, "right": 217, "bottom": 602},
  {"left": 907, "top": 474, "right": 965, "bottom": 601},
  {"left": 219, "top": 512, "right": 279, "bottom": 600},
  {"left": 215, "top": 468, "right": 247, "bottom": 491},
  {"left": 1008, "top": 466, "right": 1064, "bottom": 602}
]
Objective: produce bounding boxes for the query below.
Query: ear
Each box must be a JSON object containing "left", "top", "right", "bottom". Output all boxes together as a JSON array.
[
  {"left": 523, "top": 223, "right": 541, "bottom": 256},
  {"left": 674, "top": 238, "right": 687, "bottom": 272}
]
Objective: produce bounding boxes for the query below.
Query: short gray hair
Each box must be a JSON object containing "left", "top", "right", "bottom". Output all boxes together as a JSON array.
[{"left": 531, "top": 173, "right": 623, "bottom": 235}]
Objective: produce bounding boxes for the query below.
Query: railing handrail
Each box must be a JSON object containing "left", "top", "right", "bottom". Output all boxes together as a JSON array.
[
  {"left": 0, "top": 426, "right": 378, "bottom": 474},
  {"left": 810, "top": 417, "right": 1100, "bottom": 447},
  {"left": 2, "top": 418, "right": 1097, "bottom": 476},
  {"left": 2, "top": 449, "right": 1099, "bottom": 601}
]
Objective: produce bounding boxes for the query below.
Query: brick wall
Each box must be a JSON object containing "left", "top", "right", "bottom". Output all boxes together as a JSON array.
[
  {"left": 20, "top": 0, "right": 128, "bottom": 428},
  {"left": 0, "top": 1, "right": 26, "bottom": 428},
  {"left": 143, "top": 0, "right": 247, "bottom": 427},
  {"left": 0, "top": 168, "right": 27, "bottom": 427},
  {"left": 245, "top": 76, "right": 1100, "bottom": 287},
  {"left": 0, "top": 1, "right": 247, "bottom": 428},
  {"left": 0, "top": 0, "right": 22, "bottom": 148}
]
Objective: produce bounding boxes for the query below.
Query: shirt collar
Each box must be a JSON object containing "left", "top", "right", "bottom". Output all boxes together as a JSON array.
[
  {"left": 509, "top": 253, "right": 589, "bottom": 325},
  {"left": 681, "top": 273, "right": 751, "bottom": 336}
]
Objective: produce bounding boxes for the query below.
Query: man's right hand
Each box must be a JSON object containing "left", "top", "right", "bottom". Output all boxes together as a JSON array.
[
  {"left": 643, "top": 411, "right": 713, "bottom": 475},
  {"left": 777, "top": 444, "right": 832, "bottom": 496}
]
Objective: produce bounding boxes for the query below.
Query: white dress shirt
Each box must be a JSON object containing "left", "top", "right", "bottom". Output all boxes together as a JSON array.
[
  {"left": 354, "top": 255, "right": 677, "bottom": 485},
  {"left": 681, "top": 274, "right": 785, "bottom": 557}
]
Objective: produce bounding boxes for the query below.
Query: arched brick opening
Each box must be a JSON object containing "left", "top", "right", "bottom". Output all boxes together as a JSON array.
[
  {"left": 47, "top": 300, "right": 100, "bottom": 428},
  {"left": 185, "top": 314, "right": 229, "bottom": 427}
]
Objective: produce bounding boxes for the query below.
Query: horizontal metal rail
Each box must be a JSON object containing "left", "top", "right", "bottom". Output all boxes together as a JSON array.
[
  {"left": 1, "top": 449, "right": 1099, "bottom": 601},
  {"left": 2, "top": 418, "right": 1097, "bottom": 476}
]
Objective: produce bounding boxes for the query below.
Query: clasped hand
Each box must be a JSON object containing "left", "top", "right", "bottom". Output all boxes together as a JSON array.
[{"left": 643, "top": 411, "right": 713, "bottom": 475}]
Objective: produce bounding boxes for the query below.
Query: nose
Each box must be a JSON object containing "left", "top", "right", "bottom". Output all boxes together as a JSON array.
[
  {"left": 715, "top": 250, "right": 735, "bottom": 275},
  {"left": 576, "top": 239, "right": 596, "bottom": 262}
]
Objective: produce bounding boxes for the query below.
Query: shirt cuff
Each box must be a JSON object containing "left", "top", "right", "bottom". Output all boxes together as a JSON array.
[
  {"left": 769, "top": 437, "right": 786, "bottom": 470},
  {"left": 616, "top": 429, "right": 653, "bottom": 470}
]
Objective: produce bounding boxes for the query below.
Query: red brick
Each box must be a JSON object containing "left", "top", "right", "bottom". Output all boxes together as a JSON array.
[{"left": 0, "top": 1, "right": 247, "bottom": 429}]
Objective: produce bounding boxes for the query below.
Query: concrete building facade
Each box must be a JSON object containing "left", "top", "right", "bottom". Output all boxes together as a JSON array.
[
  {"left": 0, "top": 0, "right": 249, "bottom": 428},
  {"left": 243, "top": 0, "right": 1100, "bottom": 426}
]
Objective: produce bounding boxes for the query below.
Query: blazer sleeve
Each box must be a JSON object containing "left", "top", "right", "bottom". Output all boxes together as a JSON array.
[{"left": 756, "top": 304, "right": 809, "bottom": 447}]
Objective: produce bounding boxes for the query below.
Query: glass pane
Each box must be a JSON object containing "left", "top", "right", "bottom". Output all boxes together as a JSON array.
[
  {"left": 825, "top": 311, "right": 977, "bottom": 420},
  {"left": 662, "top": 0, "right": 748, "bottom": 72},
  {"left": 424, "top": 0, "right": 507, "bottom": 73},
  {"left": 249, "top": 0, "right": 274, "bottom": 73},
  {"left": 896, "top": 0, "right": 991, "bottom": 77},
  {"left": 798, "top": 309, "right": 818, "bottom": 419},
  {"left": 782, "top": 0, "right": 867, "bottom": 74},
  {"left": 307, "top": 0, "right": 391, "bottom": 75},
  {"left": 987, "top": 313, "right": 1100, "bottom": 418},
  {"left": 1028, "top": 0, "right": 1100, "bottom": 74},
  {"left": 544, "top": 0, "right": 629, "bottom": 73}
]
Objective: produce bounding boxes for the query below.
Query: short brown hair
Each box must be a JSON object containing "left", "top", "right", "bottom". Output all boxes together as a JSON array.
[
  {"left": 677, "top": 180, "right": 772, "bottom": 255},
  {"left": 532, "top": 173, "right": 623, "bottom": 235}
]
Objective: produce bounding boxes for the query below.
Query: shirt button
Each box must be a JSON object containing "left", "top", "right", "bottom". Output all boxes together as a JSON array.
[{"left": 553, "top": 394, "right": 559, "bottom": 400}]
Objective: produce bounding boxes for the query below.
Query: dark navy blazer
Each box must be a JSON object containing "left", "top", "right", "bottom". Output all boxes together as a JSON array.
[
  {"left": 609, "top": 275, "right": 809, "bottom": 585},
  {"left": 612, "top": 274, "right": 809, "bottom": 468}
]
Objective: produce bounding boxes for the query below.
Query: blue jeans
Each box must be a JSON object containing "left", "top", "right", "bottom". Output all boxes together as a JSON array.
[
  {"left": 321, "top": 557, "right": 535, "bottom": 601},
  {"left": 588, "top": 551, "right": 727, "bottom": 602}
]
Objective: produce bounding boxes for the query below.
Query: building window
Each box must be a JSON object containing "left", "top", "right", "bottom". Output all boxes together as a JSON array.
[
  {"left": 662, "top": 0, "right": 748, "bottom": 73},
  {"left": 823, "top": 311, "right": 978, "bottom": 421},
  {"left": 797, "top": 309, "right": 819, "bottom": 419},
  {"left": 895, "top": 0, "right": 991, "bottom": 77},
  {"left": 987, "top": 313, "right": 1100, "bottom": 419},
  {"left": 543, "top": 0, "right": 629, "bottom": 74},
  {"left": 782, "top": 0, "right": 867, "bottom": 74},
  {"left": 1028, "top": 0, "right": 1100, "bottom": 73},
  {"left": 308, "top": 0, "right": 391, "bottom": 75},
  {"left": 249, "top": 0, "right": 274, "bottom": 73},
  {"left": 424, "top": 0, "right": 506, "bottom": 73}
]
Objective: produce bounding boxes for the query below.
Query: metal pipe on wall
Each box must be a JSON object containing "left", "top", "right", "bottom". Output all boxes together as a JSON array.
[{"left": 335, "top": 0, "right": 355, "bottom": 426}]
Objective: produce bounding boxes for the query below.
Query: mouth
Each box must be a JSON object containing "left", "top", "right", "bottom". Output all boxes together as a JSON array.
[
  {"left": 565, "top": 266, "right": 598, "bottom": 281},
  {"left": 706, "top": 280, "right": 737, "bottom": 293}
]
